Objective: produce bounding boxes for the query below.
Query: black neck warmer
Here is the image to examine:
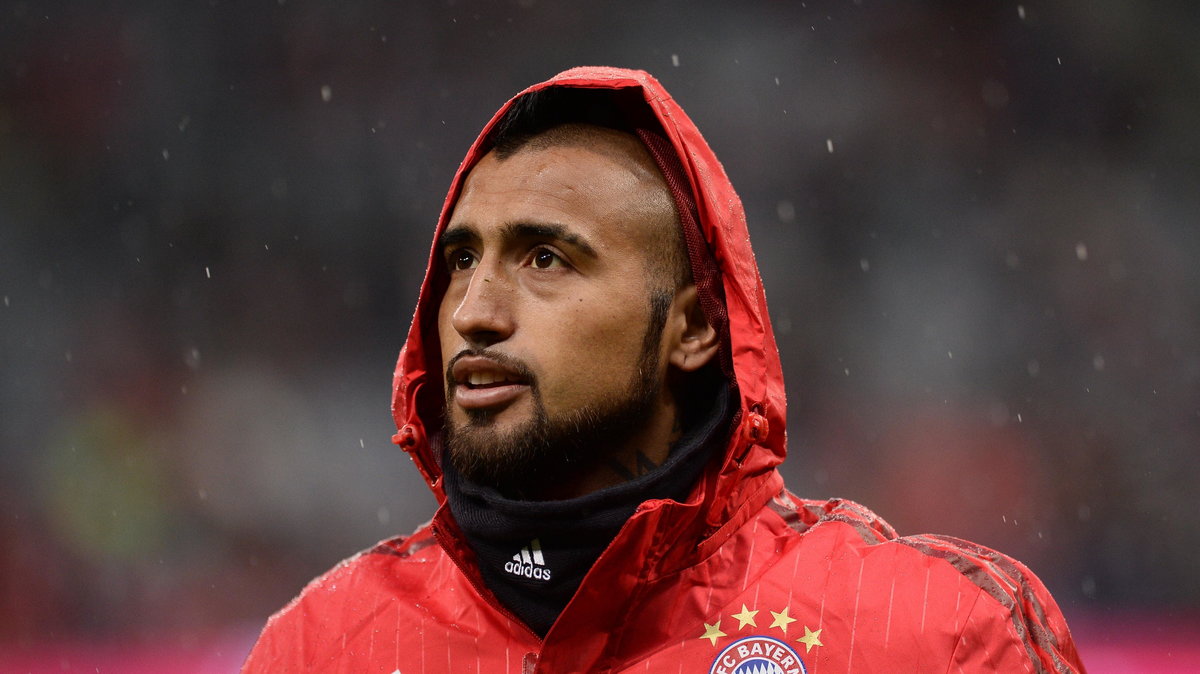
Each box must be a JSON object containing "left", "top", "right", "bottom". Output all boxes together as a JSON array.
[{"left": 441, "top": 383, "right": 733, "bottom": 637}]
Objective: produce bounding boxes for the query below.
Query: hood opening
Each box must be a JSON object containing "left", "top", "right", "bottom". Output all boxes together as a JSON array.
[{"left": 397, "top": 68, "right": 788, "bottom": 505}]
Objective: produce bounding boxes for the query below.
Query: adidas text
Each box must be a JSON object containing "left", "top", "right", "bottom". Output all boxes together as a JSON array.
[
  {"left": 506, "top": 539, "right": 551, "bottom": 581},
  {"left": 504, "top": 560, "right": 551, "bottom": 580}
]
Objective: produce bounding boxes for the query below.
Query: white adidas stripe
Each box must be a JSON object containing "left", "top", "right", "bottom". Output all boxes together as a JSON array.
[{"left": 512, "top": 538, "right": 545, "bottom": 566}]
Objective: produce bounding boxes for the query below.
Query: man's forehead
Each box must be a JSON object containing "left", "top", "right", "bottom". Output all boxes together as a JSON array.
[
  {"left": 447, "top": 141, "right": 667, "bottom": 238},
  {"left": 494, "top": 123, "right": 663, "bottom": 176}
]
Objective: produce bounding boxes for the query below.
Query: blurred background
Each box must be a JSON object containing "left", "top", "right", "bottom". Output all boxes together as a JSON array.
[{"left": 2, "top": 0, "right": 1197, "bottom": 671}]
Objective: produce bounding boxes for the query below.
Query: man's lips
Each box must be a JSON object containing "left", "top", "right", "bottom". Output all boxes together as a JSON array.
[{"left": 449, "top": 354, "right": 532, "bottom": 411}]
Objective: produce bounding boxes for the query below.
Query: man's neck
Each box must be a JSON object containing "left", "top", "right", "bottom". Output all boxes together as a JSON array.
[{"left": 535, "top": 396, "right": 681, "bottom": 501}]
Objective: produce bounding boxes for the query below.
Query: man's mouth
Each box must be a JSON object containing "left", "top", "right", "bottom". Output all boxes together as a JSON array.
[
  {"left": 449, "top": 354, "right": 532, "bottom": 411},
  {"left": 464, "top": 370, "right": 525, "bottom": 387}
]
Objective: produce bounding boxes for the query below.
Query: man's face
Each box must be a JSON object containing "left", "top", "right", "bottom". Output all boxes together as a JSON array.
[{"left": 436, "top": 134, "right": 676, "bottom": 493}]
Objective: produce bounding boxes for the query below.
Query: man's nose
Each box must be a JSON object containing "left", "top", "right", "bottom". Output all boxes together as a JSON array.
[{"left": 449, "top": 265, "right": 515, "bottom": 346}]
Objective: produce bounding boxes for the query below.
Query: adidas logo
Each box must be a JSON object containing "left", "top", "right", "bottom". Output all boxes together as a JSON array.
[{"left": 504, "top": 538, "right": 552, "bottom": 581}]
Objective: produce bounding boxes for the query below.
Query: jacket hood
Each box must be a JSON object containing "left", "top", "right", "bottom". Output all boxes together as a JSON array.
[{"left": 391, "top": 66, "right": 785, "bottom": 524}]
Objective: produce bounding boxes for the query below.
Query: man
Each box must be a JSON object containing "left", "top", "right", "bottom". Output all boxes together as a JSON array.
[{"left": 244, "top": 67, "right": 1085, "bottom": 673}]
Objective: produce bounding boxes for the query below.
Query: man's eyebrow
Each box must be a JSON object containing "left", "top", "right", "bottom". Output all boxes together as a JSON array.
[
  {"left": 439, "top": 221, "right": 599, "bottom": 259},
  {"left": 438, "top": 225, "right": 475, "bottom": 251},
  {"left": 503, "top": 221, "right": 598, "bottom": 258}
]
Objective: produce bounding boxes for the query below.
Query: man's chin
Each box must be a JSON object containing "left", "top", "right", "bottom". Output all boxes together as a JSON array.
[
  {"left": 443, "top": 371, "right": 661, "bottom": 497},
  {"left": 445, "top": 417, "right": 546, "bottom": 492}
]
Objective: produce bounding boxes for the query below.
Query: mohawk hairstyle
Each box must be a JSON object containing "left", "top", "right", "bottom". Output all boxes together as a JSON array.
[
  {"left": 488, "top": 87, "right": 658, "bottom": 159},
  {"left": 484, "top": 84, "right": 735, "bottom": 382}
]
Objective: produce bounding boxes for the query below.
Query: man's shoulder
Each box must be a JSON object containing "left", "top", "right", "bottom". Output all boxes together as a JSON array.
[
  {"left": 282, "top": 521, "right": 443, "bottom": 609},
  {"left": 768, "top": 492, "right": 1056, "bottom": 602},
  {"left": 756, "top": 492, "right": 1083, "bottom": 670},
  {"left": 242, "top": 522, "right": 452, "bottom": 669},
  {"left": 766, "top": 492, "right": 900, "bottom": 542}
]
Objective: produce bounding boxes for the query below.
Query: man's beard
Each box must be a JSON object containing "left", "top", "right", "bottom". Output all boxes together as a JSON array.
[{"left": 444, "top": 291, "right": 672, "bottom": 499}]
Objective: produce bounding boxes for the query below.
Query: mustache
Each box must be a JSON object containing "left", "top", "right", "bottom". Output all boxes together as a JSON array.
[{"left": 444, "top": 348, "right": 537, "bottom": 390}]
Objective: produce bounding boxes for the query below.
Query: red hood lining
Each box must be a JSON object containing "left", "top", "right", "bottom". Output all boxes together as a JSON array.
[{"left": 634, "top": 126, "right": 734, "bottom": 382}]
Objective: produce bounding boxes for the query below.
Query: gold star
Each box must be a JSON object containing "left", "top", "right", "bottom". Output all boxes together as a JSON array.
[
  {"left": 731, "top": 604, "right": 759, "bottom": 630},
  {"left": 797, "top": 626, "right": 823, "bottom": 653},
  {"left": 769, "top": 607, "right": 797, "bottom": 634},
  {"left": 700, "top": 620, "right": 727, "bottom": 646}
]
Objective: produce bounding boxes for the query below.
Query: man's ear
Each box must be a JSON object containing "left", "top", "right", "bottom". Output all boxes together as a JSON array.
[{"left": 667, "top": 285, "right": 720, "bottom": 372}]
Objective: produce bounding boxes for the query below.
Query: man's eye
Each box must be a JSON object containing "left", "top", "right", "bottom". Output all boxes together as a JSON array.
[
  {"left": 531, "top": 248, "right": 564, "bottom": 270},
  {"left": 450, "top": 250, "right": 477, "bottom": 271}
]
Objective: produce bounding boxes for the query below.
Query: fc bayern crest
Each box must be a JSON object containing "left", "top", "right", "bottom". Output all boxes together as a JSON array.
[{"left": 708, "top": 635, "right": 808, "bottom": 674}]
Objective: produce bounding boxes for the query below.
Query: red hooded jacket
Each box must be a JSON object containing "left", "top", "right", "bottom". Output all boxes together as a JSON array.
[{"left": 243, "top": 67, "right": 1085, "bottom": 673}]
